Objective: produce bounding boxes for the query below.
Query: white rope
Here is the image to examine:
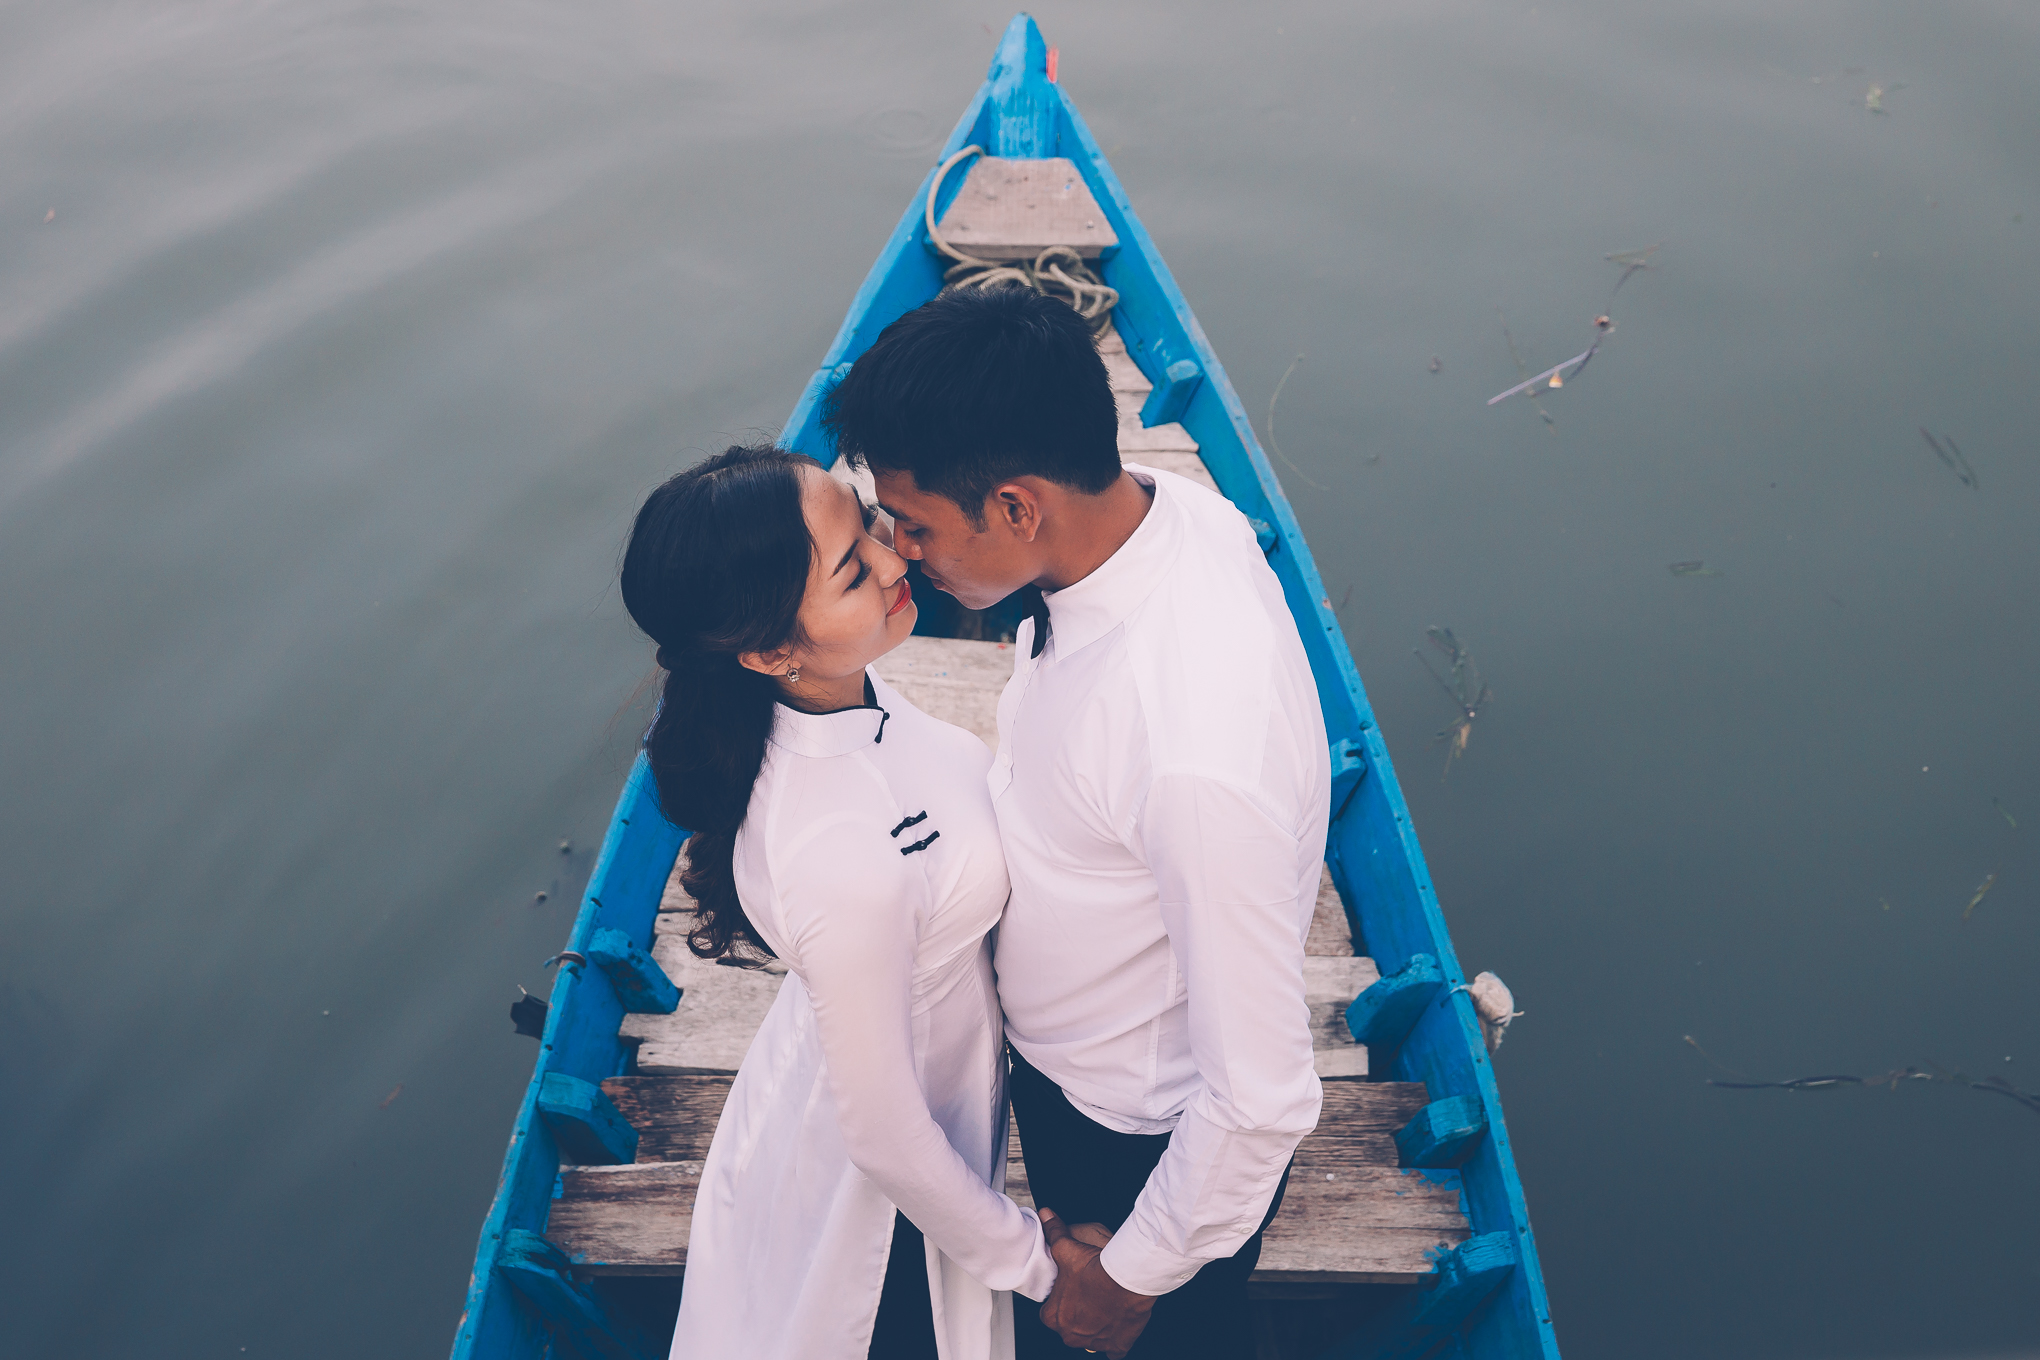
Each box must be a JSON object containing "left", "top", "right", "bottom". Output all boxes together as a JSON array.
[{"left": 924, "top": 145, "right": 1119, "bottom": 332}]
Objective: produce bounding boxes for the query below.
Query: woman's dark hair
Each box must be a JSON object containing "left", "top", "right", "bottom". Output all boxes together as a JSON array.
[
  {"left": 619, "top": 443, "right": 817, "bottom": 961},
  {"left": 821, "top": 284, "right": 1120, "bottom": 525}
]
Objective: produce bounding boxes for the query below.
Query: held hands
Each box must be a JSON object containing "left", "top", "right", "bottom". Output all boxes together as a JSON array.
[{"left": 1036, "top": 1209, "right": 1156, "bottom": 1359}]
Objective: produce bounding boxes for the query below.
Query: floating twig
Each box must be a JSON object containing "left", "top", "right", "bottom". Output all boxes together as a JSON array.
[
  {"left": 1497, "top": 311, "right": 1557, "bottom": 432},
  {"left": 1264, "top": 354, "right": 1324, "bottom": 489},
  {"left": 1691, "top": 1044, "right": 2040, "bottom": 1119},
  {"left": 1605, "top": 243, "right": 1660, "bottom": 295},
  {"left": 1416, "top": 626, "right": 1492, "bottom": 779},
  {"left": 1919, "top": 427, "right": 1978, "bottom": 489},
  {"left": 1487, "top": 344, "right": 1598, "bottom": 406},
  {"left": 1995, "top": 797, "right": 2018, "bottom": 831},
  {"left": 1963, "top": 872, "right": 1997, "bottom": 922},
  {"left": 1668, "top": 560, "right": 1719, "bottom": 577}
]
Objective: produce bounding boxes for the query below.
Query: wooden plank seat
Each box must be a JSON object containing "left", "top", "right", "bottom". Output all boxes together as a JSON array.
[{"left": 547, "top": 1075, "right": 1467, "bottom": 1284}]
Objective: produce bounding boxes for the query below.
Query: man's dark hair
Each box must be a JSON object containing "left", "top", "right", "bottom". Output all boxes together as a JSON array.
[{"left": 821, "top": 285, "right": 1121, "bottom": 525}]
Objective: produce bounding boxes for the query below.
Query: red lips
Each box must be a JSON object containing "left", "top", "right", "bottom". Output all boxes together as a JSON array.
[{"left": 886, "top": 578, "right": 913, "bottom": 617}]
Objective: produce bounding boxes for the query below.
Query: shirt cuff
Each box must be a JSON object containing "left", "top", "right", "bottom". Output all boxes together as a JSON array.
[{"left": 1095, "top": 1222, "right": 1206, "bottom": 1298}]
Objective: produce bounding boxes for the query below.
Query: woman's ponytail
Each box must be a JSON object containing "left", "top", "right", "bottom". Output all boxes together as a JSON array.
[{"left": 620, "top": 445, "right": 818, "bottom": 961}]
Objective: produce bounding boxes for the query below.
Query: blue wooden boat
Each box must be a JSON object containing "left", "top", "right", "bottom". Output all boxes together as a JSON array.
[{"left": 450, "top": 16, "right": 1561, "bottom": 1360}]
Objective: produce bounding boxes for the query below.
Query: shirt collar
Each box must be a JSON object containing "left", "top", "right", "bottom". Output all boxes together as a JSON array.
[
  {"left": 767, "top": 671, "right": 890, "bottom": 757},
  {"left": 1039, "top": 464, "right": 1180, "bottom": 660}
]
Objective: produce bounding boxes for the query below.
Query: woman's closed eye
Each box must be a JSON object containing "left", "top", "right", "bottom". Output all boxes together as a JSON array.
[{"left": 848, "top": 556, "right": 871, "bottom": 591}]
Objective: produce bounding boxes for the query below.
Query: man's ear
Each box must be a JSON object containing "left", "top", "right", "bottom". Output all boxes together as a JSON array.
[
  {"left": 987, "top": 481, "right": 1045, "bottom": 543},
  {"left": 738, "top": 647, "right": 795, "bottom": 678}
]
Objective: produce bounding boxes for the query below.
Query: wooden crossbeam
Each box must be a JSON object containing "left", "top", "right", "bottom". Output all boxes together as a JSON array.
[{"left": 543, "top": 1076, "right": 1469, "bottom": 1285}]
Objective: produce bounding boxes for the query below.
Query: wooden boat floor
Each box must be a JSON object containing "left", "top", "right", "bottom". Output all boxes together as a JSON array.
[{"left": 561, "top": 337, "right": 1470, "bottom": 1286}]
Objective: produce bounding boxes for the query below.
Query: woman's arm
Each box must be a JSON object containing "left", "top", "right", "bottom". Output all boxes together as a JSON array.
[{"left": 778, "top": 812, "right": 1057, "bottom": 1300}]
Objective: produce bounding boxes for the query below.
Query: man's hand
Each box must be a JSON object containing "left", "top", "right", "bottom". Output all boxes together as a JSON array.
[{"left": 1037, "top": 1209, "right": 1156, "bottom": 1359}]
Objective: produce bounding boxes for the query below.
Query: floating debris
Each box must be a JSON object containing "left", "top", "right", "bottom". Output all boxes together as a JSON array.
[
  {"left": 1487, "top": 343, "right": 1598, "bottom": 406},
  {"left": 1879, "top": 897, "right": 1894, "bottom": 912},
  {"left": 1919, "top": 427, "right": 1978, "bottom": 489},
  {"left": 1692, "top": 1045, "right": 2040, "bottom": 1118},
  {"left": 1963, "top": 872, "right": 1997, "bottom": 922},
  {"left": 533, "top": 891, "right": 549, "bottom": 904},
  {"left": 1428, "top": 354, "right": 1442, "bottom": 374},
  {"left": 1416, "top": 626, "right": 1492, "bottom": 778},
  {"left": 1605, "top": 243, "right": 1660, "bottom": 294},
  {"left": 1668, "top": 561, "right": 1719, "bottom": 577},
  {"left": 1496, "top": 311, "right": 1557, "bottom": 432},
  {"left": 1995, "top": 797, "right": 2018, "bottom": 830},
  {"left": 1263, "top": 354, "right": 1323, "bottom": 489},
  {"left": 1865, "top": 82, "right": 1905, "bottom": 114},
  {"left": 558, "top": 839, "right": 572, "bottom": 854},
  {"left": 511, "top": 986, "right": 549, "bottom": 1038},
  {"left": 379, "top": 1084, "right": 404, "bottom": 1110},
  {"left": 44, "top": 208, "right": 55, "bottom": 223}
]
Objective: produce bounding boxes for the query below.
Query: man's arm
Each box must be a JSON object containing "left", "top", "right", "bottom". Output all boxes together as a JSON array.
[
  {"left": 1101, "top": 772, "right": 1322, "bottom": 1292},
  {"left": 1038, "top": 772, "right": 1321, "bottom": 1353}
]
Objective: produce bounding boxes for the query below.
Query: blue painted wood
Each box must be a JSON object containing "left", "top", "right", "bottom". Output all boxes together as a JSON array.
[
  {"left": 495, "top": 1229, "right": 651, "bottom": 1360},
  {"left": 1346, "top": 952, "right": 1446, "bottom": 1054},
  {"left": 588, "top": 926, "right": 681, "bottom": 1015},
  {"left": 1323, "top": 1233, "right": 1519, "bottom": 1360},
  {"left": 1395, "top": 1095, "right": 1489, "bottom": 1169},
  {"left": 449, "top": 756, "right": 686, "bottom": 1360},
  {"left": 457, "top": 16, "right": 1562, "bottom": 1360},
  {"left": 1139, "top": 357, "right": 1204, "bottom": 426},
  {"left": 538, "top": 1072, "right": 640, "bottom": 1166},
  {"left": 1330, "top": 736, "right": 1368, "bottom": 821}
]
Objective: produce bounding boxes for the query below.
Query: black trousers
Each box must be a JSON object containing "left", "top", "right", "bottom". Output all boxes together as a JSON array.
[
  {"left": 1007, "top": 1046, "right": 1289, "bottom": 1360},
  {"left": 870, "top": 1212, "right": 939, "bottom": 1360}
]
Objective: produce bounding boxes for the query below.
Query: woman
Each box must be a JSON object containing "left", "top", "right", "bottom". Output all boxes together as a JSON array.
[{"left": 619, "top": 444, "right": 1057, "bottom": 1360}]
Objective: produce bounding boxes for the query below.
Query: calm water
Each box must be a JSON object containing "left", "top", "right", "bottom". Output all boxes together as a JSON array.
[{"left": 2, "top": 2, "right": 2035, "bottom": 1356}]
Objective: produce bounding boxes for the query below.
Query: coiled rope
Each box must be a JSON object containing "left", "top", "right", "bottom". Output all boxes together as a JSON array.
[{"left": 924, "top": 145, "right": 1119, "bottom": 332}]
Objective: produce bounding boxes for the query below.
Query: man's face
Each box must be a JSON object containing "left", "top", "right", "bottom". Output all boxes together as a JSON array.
[{"left": 871, "top": 468, "right": 1039, "bottom": 611}]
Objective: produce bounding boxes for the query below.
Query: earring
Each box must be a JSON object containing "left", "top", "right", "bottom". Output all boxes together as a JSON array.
[{"left": 786, "top": 666, "right": 801, "bottom": 683}]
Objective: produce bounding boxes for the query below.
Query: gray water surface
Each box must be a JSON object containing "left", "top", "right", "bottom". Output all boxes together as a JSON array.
[{"left": 3, "top": 3, "right": 2036, "bottom": 1357}]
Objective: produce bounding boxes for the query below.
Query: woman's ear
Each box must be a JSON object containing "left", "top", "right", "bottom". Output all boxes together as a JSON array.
[{"left": 737, "top": 647, "right": 795, "bottom": 679}]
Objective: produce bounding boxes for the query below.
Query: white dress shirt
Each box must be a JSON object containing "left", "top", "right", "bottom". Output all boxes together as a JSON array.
[
  {"left": 990, "top": 464, "right": 1331, "bottom": 1297},
  {"left": 672, "top": 673, "right": 1056, "bottom": 1360}
]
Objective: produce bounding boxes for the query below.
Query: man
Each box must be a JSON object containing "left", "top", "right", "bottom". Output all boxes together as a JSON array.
[{"left": 824, "top": 285, "right": 1329, "bottom": 1360}]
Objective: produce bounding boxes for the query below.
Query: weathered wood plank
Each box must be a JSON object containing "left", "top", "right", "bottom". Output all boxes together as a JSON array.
[
  {"left": 546, "top": 1087, "right": 1464, "bottom": 1283},
  {"left": 619, "top": 915, "right": 787, "bottom": 1075},
  {"left": 1254, "top": 1167, "right": 1471, "bottom": 1283},
  {"left": 1306, "top": 865, "right": 1355, "bottom": 956},
  {"left": 1306, "top": 955, "right": 1378, "bottom": 1079},
  {"left": 545, "top": 1162, "right": 701, "bottom": 1276},
  {"left": 934, "top": 156, "right": 1120, "bottom": 260},
  {"left": 600, "top": 1075, "right": 730, "bottom": 1163},
  {"left": 870, "top": 635, "right": 1015, "bottom": 752}
]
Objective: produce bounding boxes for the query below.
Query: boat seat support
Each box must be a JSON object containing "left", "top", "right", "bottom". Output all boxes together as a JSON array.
[
  {"left": 1346, "top": 952, "right": 1446, "bottom": 1060},
  {"left": 1394, "top": 1095, "right": 1488, "bottom": 1169},
  {"left": 1318, "top": 1231, "right": 1519, "bottom": 1360},
  {"left": 539, "top": 1073, "right": 640, "bottom": 1166},
  {"left": 1140, "top": 358, "right": 1203, "bottom": 427},
  {"left": 495, "top": 1229, "right": 653, "bottom": 1360},
  {"left": 588, "top": 927, "right": 681, "bottom": 1015}
]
